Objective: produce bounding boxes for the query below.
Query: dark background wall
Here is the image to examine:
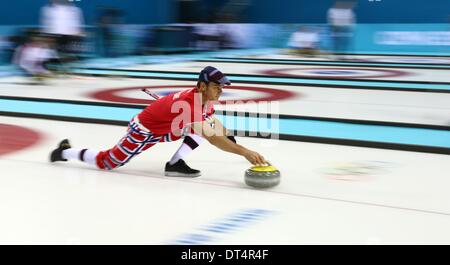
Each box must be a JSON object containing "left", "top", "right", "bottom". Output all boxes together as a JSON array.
[
  {"left": 0, "top": 0, "right": 448, "bottom": 25},
  {"left": 245, "top": 0, "right": 450, "bottom": 23}
]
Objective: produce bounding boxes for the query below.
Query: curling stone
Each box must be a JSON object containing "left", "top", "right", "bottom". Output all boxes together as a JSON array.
[{"left": 244, "top": 164, "right": 280, "bottom": 188}]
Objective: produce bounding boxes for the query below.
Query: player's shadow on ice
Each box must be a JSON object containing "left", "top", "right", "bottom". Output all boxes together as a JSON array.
[
  {"left": 49, "top": 162, "right": 250, "bottom": 189},
  {"left": 51, "top": 161, "right": 260, "bottom": 189}
]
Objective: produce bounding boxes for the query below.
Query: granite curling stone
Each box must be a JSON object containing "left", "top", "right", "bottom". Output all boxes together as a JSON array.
[{"left": 244, "top": 164, "right": 281, "bottom": 188}]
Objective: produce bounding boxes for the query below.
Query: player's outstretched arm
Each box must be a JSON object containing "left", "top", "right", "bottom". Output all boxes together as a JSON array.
[
  {"left": 191, "top": 121, "right": 267, "bottom": 165},
  {"left": 212, "top": 117, "right": 236, "bottom": 143},
  {"left": 212, "top": 117, "right": 229, "bottom": 136}
]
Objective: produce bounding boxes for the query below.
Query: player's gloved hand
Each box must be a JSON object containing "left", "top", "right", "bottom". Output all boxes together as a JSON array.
[{"left": 243, "top": 150, "right": 267, "bottom": 166}]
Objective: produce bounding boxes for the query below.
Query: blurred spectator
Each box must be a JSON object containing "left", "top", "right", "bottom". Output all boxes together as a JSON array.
[
  {"left": 287, "top": 26, "right": 321, "bottom": 57},
  {"left": 40, "top": 0, "right": 85, "bottom": 60},
  {"left": 327, "top": 1, "right": 356, "bottom": 59},
  {"left": 96, "top": 7, "right": 123, "bottom": 57},
  {"left": 0, "top": 36, "right": 13, "bottom": 64},
  {"left": 12, "top": 35, "right": 59, "bottom": 84},
  {"left": 214, "top": 0, "right": 251, "bottom": 23},
  {"left": 193, "top": 24, "right": 222, "bottom": 51},
  {"left": 178, "top": 0, "right": 250, "bottom": 23},
  {"left": 178, "top": 0, "right": 202, "bottom": 23},
  {"left": 1, "top": 29, "right": 39, "bottom": 65}
]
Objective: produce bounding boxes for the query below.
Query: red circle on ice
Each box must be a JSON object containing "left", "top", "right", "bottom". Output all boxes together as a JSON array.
[
  {"left": 89, "top": 85, "right": 297, "bottom": 104},
  {"left": 0, "top": 124, "right": 42, "bottom": 156}
]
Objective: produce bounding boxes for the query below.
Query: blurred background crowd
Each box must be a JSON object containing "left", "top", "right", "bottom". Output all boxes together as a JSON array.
[{"left": 0, "top": 0, "right": 448, "bottom": 79}]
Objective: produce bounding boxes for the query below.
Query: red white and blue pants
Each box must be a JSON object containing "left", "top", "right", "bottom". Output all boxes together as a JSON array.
[{"left": 95, "top": 116, "right": 181, "bottom": 170}]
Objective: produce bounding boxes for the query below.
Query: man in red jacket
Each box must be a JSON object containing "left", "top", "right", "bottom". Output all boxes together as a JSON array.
[{"left": 50, "top": 66, "right": 267, "bottom": 177}]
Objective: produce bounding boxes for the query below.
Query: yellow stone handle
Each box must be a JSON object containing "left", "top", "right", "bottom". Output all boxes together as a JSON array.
[{"left": 250, "top": 162, "right": 278, "bottom": 172}]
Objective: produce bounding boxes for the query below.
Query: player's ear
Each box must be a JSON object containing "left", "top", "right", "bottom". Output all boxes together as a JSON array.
[{"left": 199, "top": 81, "right": 207, "bottom": 92}]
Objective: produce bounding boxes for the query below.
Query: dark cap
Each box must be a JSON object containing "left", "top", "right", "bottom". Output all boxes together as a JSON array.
[{"left": 198, "top": 66, "right": 231, "bottom": 86}]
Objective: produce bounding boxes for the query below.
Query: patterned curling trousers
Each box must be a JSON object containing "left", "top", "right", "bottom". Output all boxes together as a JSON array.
[{"left": 96, "top": 117, "right": 181, "bottom": 170}]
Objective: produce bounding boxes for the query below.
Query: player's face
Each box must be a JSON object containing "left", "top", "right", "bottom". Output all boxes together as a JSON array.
[{"left": 205, "top": 82, "right": 223, "bottom": 101}]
